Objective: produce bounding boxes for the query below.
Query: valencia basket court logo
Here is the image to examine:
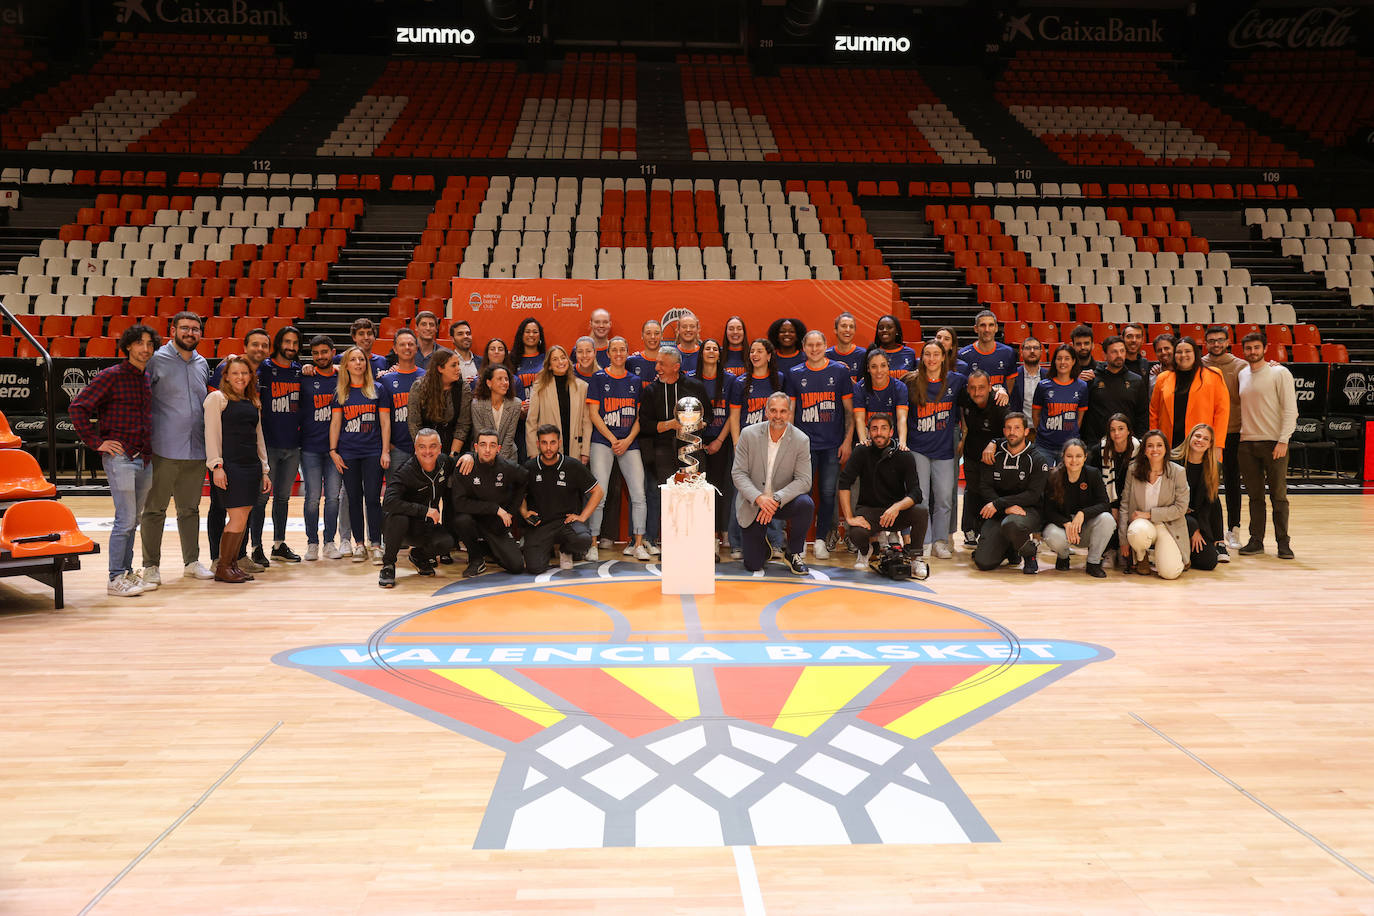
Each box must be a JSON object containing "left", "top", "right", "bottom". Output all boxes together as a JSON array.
[{"left": 276, "top": 568, "right": 1110, "bottom": 849}]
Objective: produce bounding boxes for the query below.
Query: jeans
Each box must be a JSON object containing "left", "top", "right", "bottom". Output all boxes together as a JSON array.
[
  {"left": 103, "top": 453, "right": 152, "bottom": 579},
  {"left": 265, "top": 446, "right": 300, "bottom": 545},
  {"left": 1042, "top": 511, "right": 1116, "bottom": 564},
  {"left": 140, "top": 455, "right": 205, "bottom": 569},
  {"left": 809, "top": 448, "right": 840, "bottom": 541},
  {"left": 741, "top": 494, "right": 815, "bottom": 571},
  {"left": 1237, "top": 439, "right": 1290, "bottom": 546},
  {"left": 299, "top": 450, "right": 342, "bottom": 545},
  {"left": 589, "top": 444, "right": 647, "bottom": 537},
  {"left": 341, "top": 454, "right": 383, "bottom": 546},
  {"left": 912, "top": 453, "right": 956, "bottom": 544}
]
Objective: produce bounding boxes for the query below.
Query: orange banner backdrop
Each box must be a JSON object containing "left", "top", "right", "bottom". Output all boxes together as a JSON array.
[{"left": 447, "top": 278, "right": 898, "bottom": 350}]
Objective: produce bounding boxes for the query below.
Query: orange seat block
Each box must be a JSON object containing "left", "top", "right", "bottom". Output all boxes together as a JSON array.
[
  {"left": 0, "top": 500, "right": 94, "bottom": 558},
  {"left": 0, "top": 449, "right": 58, "bottom": 500}
]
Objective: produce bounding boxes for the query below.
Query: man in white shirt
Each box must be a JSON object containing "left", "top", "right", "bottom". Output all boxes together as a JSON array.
[
  {"left": 731, "top": 392, "right": 814, "bottom": 574},
  {"left": 1235, "top": 331, "right": 1298, "bottom": 559}
]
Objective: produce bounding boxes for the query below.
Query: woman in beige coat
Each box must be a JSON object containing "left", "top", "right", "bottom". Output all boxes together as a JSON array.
[
  {"left": 525, "top": 345, "right": 592, "bottom": 463},
  {"left": 1118, "top": 429, "right": 1191, "bottom": 579}
]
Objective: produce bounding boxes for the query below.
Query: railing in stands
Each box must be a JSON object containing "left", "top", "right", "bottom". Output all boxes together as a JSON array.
[{"left": 0, "top": 301, "right": 58, "bottom": 480}]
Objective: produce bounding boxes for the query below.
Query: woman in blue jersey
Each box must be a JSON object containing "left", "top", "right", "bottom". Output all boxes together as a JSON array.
[
  {"left": 826, "top": 312, "right": 867, "bottom": 383},
  {"left": 573, "top": 336, "right": 600, "bottom": 384},
  {"left": 907, "top": 339, "right": 967, "bottom": 560},
  {"left": 626, "top": 319, "right": 662, "bottom": 382},
  {"left": 767, "top": 317, "right": 806, "bottom": 373},
  {"left": 1033, "top": 344, "right": 1090, "bottom": 467},
  {"left": 727, "top": 338, "right": 786, "bottom": 559},
  {"left": 512, "top": 317, "right": 547, "bottom": 395},
  {"left": 722, "top": 315, "right": 750, "bottom": 376},
  {"left": 329, "top": 346, "right": 387, "bottom": 565},
  {"left": 854, "top": 349, "right": 909, "bottom": 448},
  {"left": 586, "top": 336, "right": 651, "bottom": 561},
  {"left": 869, "top": 314, "right": 917, "bottom": 381},
  {"left": 934, "top": 326, "right": 971, "bottom": 376},
  {"left": 697, "top": 338, "right": 739, "bottom": 550}
]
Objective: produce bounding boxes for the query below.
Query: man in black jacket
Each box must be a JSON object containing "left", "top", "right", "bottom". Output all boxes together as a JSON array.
[
  {"left": 638, "top": 346, "right": 712, "bottom": 551},
  {"left": 1081, "top": 336, "right": 1148, "bottom": 442},
  {"left": 521, "top": 424, "right": 603, "bottom": 573},
  {"left": 839, "top": 413, "right": 929, "bottom": 578},
  {"left": 958, "top": 370, "right": 1007, "bottom": 548},
  {"left": 378, "top": 428, "right": 457, "bottom": 587},
  {"left": 452, "top": 429, "right": 528, "bottom": 577},
  {"left": 971, "top": 412, "right": 1049, "bottom": 575}
]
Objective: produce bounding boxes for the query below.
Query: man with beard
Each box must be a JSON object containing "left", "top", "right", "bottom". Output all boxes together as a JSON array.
[
  {"left": 256, "top": 324, "right": 304, "bottom": 565},
  {"left": 1081, "top": 335, "right": 1148, "bottom": 442},
  {"left": 1121, "top": 322, "right": 1154, "bottom": 379},
  {"left": 377, "top": 429, "right": 456, "bottom": 588},
  {"left": 520, "top": 424, "right": 603, "bottom": 573},
  {"left": 1068, "top": 324, "right": 1097, "bottom": 382},
  {"left": 971, "top": 413, "right": 1049, "bottom": 575},
  {"left": 138, "top": 311, "right": 213, "bottom": 587},
  {"left": 448, "top": 319, "right": 482, "bottom": 390},
  {"left": 299, "top": 335, "right": 347, "bottom": 561},
  {"left": 1007, "top": 337, "right": 1047, "bottom": 419},
  {"left": 839, "top": 412, "right": 928, "bottom": 578}
]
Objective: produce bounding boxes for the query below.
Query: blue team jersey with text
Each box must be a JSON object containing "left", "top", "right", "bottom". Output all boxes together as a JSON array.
[
  {"left": 854, "top": 377, "right": 909, "bottom": 419},
  {"left": 676, "top": 344, "right": 701, "bottom": 376},
  {"left": 774, "top": 349, "right": 805, "bottom": 374},
  {"left": 379, "top": 366, "right": 425, "bottom": 453},
  {"left": 699, "top": 372, "right": 739, "bottom": 440},
  {"left": 299, "top": 368, "right": 338, "bottom": 453},
  {"left": 958, "top": 342, "right": 1018, "bottom": 389},
  {"left": 826, "top": 344, "right": 867, "bottom": 382},
  {"left": 1033, "top": 378, "right": 1090, "bottom": 455},
  {"left": 588, "top": 368, "right": 645, "bottom": 449},
  {"left": 332, "top": 385, "right": 382, "bottom": 460},
  {"left": 516, "top": 354, "right": 544, "bottom": 393},
  {"left": 907, "top": 372, "right": 968, "bottom": 460},
  {"left": 257, "top": 358, "right": 301, "bottom": 449},
  {"left": 731, "top": 372, "right": 784, "bottom": 427},
  {"left": 785, "top": 360, "right": 854, "bottom": 451},
  {"left": 877, "top": 345, "right": 917, "bottom": 378},
  {"left": 722, "top": 347, "right": 749, "bottom": 376}
]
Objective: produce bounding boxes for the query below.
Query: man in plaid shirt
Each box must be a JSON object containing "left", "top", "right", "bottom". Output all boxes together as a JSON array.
[{"left": 69, "top": 324, "right": 159, "bottom": 597}]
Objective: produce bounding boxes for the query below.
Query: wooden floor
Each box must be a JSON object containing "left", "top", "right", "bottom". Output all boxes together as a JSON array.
[{"left": 2, "top": 495, "right": 1373, "bottom": 915}]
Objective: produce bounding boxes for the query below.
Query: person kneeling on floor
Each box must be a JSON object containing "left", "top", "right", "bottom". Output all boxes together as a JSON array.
[
  {"left": 378, "top": 428, "right": 456, "bottom": 588},
  {"left": 1041, "top": 438, "right": 1115, "bottom": 578},
  {"left": 971, "top": 412, "right": 1049, "bottom": 575},
  {"left": 838, "top": 412, "right": 929, "bottom": 579},
  {"left": 452, "top": 429, "right": 528, "bottom": 577},
  {"left": 521, "top": 424, "right": 603, "bottom": 574}
]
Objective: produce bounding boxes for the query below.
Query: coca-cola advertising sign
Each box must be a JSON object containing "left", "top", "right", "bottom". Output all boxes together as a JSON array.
[{"left": 1229, "top": 7, "right": 1360, "bottom": 50}]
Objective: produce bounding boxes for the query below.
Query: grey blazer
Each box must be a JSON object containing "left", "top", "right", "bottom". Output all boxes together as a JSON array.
[
  {"left": 1118, "top": 460, "right": 1191, "bottom": 562},
  {"left": 469, "top": 397, "right": 523, "bottom": 463},
  {"left": 731, "top": 421, "right": 813, "bottom": 527}
]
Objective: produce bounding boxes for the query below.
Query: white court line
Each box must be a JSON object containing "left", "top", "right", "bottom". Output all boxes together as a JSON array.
[{"left": 732, "top": 845, "right": 766, "bottom": 916}]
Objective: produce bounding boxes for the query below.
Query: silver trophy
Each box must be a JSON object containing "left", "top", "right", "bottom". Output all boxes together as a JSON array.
[{"left": 672, "top": 396, "right": 705, "bottom": 483}]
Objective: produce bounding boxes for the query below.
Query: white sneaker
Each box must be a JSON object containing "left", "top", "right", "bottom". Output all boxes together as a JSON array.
[
  {"left": 634, "top": 544, "right": 652, "bottom": 561},
  {"left": 599, "top": 537, "right": 614, "bottom": 549},
  {"left": 730, "top": 548, "right": 742, "bottom": 560},
  {"left": 351, "top": 542, "right": 367, "bottom": 562},
  {"left": 107, "top": 573, "right": 144, "bottom": 597},
  {"left": 138, "top": 567, "right": 161, "bottom": 590},
  {"left": 339, "top": 538, "right": 352, "bottom": 557},
  {"left": 585, "top": 545, "right": 598, "bottom": 562},
  {"left": 1227, "top": 527, "right": 1242, "bottom": 550},
  {"left": 853, "top": 550, "right": 869, "bottom": 569},
  {"left": 369, "top": 545, "right": 384, "bottom": 565},
  {"left": 323, "top": 543, "right": 343, "bottom": 560},
  {"left": 183, "top": 561, "right": 214, "bottom": 580},
  {"left": 813, "top": 538, "right": 830, "bottom": 560},
  {"left": 932, "top": 541, "right": 953, "bottom": 559},
  {"left": 623, "top": 543, "right": 636, "bottom": 556},
  {"left": 647, "top": 542, "right": 661, "bottom": 556},
  {"left": 304, "top": 544, "right": 319, "bottom": 561},
  {"left": 559, "top": 551, "right": 575, "bottom": 570}
]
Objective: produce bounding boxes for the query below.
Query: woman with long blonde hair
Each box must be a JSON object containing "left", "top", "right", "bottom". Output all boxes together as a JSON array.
[
  {"left": 329, "top": 346, "right": 388, "bottom": 564},
  {"left": 1179, "top": 422, "right": 1223, "bottom": 570}
]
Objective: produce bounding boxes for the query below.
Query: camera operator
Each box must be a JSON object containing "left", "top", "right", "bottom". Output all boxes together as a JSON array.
[
  {"left": 839, "top": 412, "right": 929, "bottom": 579},
  {"left": 377, "top": 428, "right": 455, "bottom": 587}
]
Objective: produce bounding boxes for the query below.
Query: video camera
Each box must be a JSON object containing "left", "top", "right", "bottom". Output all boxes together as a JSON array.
[{"left": 869, "top": 545, "right": 929, "bottom": 581}]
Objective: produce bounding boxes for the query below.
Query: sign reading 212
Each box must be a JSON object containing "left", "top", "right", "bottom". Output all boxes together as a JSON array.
[{"left": 276, "top": 567, "right": 1111, "bottom": 849}]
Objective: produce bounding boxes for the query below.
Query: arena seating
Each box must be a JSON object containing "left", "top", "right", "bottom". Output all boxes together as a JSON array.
[
  {"left": 0, "top": 193, "right": 362, "bottom": 355},
  {"left": 2, "top": 34, "right": 315, "bottom": 154},
  {"left": 1247, "top": 207, "right": 1374, "bottom": 308},
  {"left": 0, "top": 498, "right": 98, "bottom": 609},
  {"left": 1226, "top": 50, "right": 1374, "bottom": 148},
  {"left": 997, "top": 51, "right": 1309, "bottom": 168},
  {"left": 328, "top": 54, "right": 637, "bottom": 160},
  {"left": 680, "top": 56, "right": 992, "bottom": 164},
  {"left": 0, "top": 27, "right": 43, "bottom": 92}
]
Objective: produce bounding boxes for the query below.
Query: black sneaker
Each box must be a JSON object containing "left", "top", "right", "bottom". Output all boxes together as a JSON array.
[
  {"left": 1238, "top": 540, "right": 1265, "bottom": 556},
  {"left": 1085, "top": 562, "right": 1106, "bottom": 578},
  {"left": 786, "top": 552, "right": 809, "bottom": 575},
  {"left": 1055, "top": 556, "right": 1071, "bottom": 571},
  {"left": 1277, "top": 542, "right": 1294, "bottom": 560},
  {"left": 463, "top": 559, "right": 487, "bottom": 578},
  {"left": 378, "top": 565, "right": 396, "bottom": 588},
  {"left": 271, "top": 543, "right": 301, "bottom": 563},
  {"left": 963, "top": 530, "right": 979, "bottom": 548},
  {"left": 438, "top": 552, "right": 454, "bottom": 565},
  {"left": 409, "top": 549, "right": 436, "bottom": 576},
  {"left": 251, "top": 546, "right": 271, "bottom": 568},
  {"left": 1215, "top": 544, "right": 1230, "bottom": 564},
  {"left": 1022, "top": 554, "right": 1039, "bottom": 575}
]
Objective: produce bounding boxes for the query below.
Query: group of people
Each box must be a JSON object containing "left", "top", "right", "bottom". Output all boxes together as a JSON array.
[{"left": 67, "top": 303, "right": 1298, "bottom": 595}]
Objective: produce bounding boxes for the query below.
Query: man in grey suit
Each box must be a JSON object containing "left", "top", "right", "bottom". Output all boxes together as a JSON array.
[{"left": 731, "top": 392, "right": 815, "bottom": 574}]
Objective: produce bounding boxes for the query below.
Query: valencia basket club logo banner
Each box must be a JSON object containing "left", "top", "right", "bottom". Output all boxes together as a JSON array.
[
  {"left": 451, "top": 278, "right": 897, "bottom": 352},
  {"left": 277, "top": 568, "right": 1110, "bottom": 849}
]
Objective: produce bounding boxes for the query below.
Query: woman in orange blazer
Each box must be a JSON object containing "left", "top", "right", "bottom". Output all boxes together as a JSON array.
[{"left": 1149, "top": 337, "right": 1229, "bottom": 461}]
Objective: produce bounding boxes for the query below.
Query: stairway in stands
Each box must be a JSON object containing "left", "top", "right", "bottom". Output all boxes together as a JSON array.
[
  {"left": 249, "top": 54, "right": 389, "bottom": 158},
  {"left": 636, "top": 62, "right": 690, "bottom": 161},
  {"left": 1208, "top": 238, "right": 1374, "bottom": 361},
  {"left": 921, "top": 65, "right": 1060, "bottom": 169},
  {"left": 0, "top": 227, "right": 51, "bottom": 276},
  {"left": 300, "top": 229, "right": 417, "bottom": 342},
  {"left": 877, "top": 236, "right": 978, "bottom": 331}
]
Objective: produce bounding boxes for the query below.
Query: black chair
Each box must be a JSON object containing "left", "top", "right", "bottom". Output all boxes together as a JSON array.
[
  {"left": 1324, "top": 415, "right": 1363, "bottom": 480},
  {"left": 1287, "top": 417, "right": 1336, "bottom": 479}
]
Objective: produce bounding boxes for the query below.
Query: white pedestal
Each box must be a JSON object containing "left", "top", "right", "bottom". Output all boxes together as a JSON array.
[{"left": 659, "top": 482, "right": 716, "bottom": 595}]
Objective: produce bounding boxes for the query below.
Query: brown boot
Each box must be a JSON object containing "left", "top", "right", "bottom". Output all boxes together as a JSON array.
[
  {"left": 215, "top": 531, "right": 249, "bottom": 583},
  {"left": 1134, "top": 554, "right": 1152, "bottom": 576},
  {"left": 226, "top": 531, "right": 255, "bottom": 581}
]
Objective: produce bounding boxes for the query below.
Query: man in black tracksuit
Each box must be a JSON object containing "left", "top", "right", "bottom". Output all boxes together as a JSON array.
[
  {"left": 452, "top": 429, "right": 528, "bottom": 577},
  {"left": 958, "top": 369, "right": 1007, "bottom": 546},
  {"left": 378, "top": 428, "right": 456, "bottom": 587},
  {"left": 521, "top": 424, "right": 603, "bottom": 573},
  {"left": 839, "top": 412, "right": 928, "bottom": 570},
  {"left": 972, "top": 412, "right": 1049, "bottom": 574},
  {"left": 1081, "top": 336, "right": 1149, "bottom": 442},
  {"left": 638, "top": 346, "right": 713, "bottom": 483}
]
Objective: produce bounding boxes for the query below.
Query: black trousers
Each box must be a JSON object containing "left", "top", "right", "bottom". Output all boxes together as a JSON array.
[
  {"left": 381, "top": 513, "right": 455, "bottom": 566},
  {"left": 1221, "top": 431, "right": 1242, "bottom": 531},
  {"left": 703, "top": 439, "right": 734, "bottom": 532},
  {"left": 972, "top": 509, "right": 1042, "bottom": 570},
  {"left": 453, "top": 512, "right": 526, "bottom": 572},
  {"left": 960, "top": 458, "right": 988, "bottom": 536},
  {"left": 848, "top": 505, "right": 929, "bottom": 554},
  {"left": 523, "top": 519, "right": 594, "bottom": 573},
  {"left": 599, "top": 461, "right": 623, "bottom": 541},
  {"left": 1186, "top": 514, "right": 1219, "bottom": 571}
]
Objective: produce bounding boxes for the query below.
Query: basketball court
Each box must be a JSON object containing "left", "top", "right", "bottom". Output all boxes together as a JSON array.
[{"left": 2, "top": 495, "right": 1371, "bottom": 914}]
